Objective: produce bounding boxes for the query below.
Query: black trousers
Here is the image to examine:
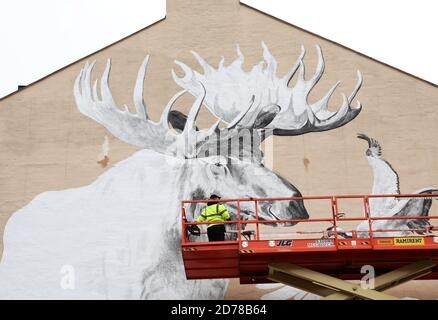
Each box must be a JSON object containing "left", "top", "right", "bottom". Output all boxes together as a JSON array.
[{"left": 207, "top": 224, "right": 226, "bottom": 242}]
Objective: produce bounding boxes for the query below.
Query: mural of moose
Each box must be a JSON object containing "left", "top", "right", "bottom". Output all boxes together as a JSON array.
[{"left": 0, "top": 43, "right": 362, "bottom": 299}]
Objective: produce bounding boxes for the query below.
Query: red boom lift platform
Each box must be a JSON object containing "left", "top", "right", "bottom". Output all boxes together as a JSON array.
[{"left": 181, "top": 194, "right": 438, "bottom": 300}]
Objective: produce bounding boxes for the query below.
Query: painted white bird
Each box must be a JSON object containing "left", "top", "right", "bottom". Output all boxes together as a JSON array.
[{"left": 356, "top": 133, "right": 438, "bottom": 237}]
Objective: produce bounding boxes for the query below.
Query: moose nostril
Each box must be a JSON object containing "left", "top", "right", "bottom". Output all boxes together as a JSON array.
[
  {"left": 304, "top": 210, "right": 309, "bottom": 219},
  {"left": 288, "top": 200, "right": 309, "bottom": 219}
]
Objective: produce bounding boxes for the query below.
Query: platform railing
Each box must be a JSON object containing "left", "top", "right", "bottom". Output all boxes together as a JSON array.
[{"left": 181, "top": 194, "right": 438, "bottom": 248}]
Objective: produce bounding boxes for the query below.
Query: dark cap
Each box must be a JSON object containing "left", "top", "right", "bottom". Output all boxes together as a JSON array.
[{"left": 209, "top": 194, "right": 221, "bottom": 199}]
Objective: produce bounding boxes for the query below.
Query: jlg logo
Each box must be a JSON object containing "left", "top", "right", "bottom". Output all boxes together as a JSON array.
[{"left": 277, "top": 240, "right": 293, "bottom": 247}]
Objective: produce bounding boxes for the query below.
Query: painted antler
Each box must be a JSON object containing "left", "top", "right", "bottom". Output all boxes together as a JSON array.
[
  {"left": 172, "top": 42, "right": 363, "bottom": 135},
  {"left": 74, "top": 56, "right": 221, "bottom": 158},
  {"left": 74, "top": 56, "right": 264, "bottom": 160}
]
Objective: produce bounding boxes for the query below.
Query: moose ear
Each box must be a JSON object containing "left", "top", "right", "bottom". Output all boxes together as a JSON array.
[
  {"left": 253, "top": 104, "right": 281, "bottom": 129},
  {"left": 168, "top": 110, "right": 199, "bottom": 132}
]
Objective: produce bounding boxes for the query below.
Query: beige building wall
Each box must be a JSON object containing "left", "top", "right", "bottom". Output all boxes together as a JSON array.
[{"left": 1, "top": 0, "right": 438, "bottom": 299}]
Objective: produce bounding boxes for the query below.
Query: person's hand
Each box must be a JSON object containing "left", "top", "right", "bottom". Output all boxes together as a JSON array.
[{"left": 187, "top": 224, "right": 200, "bottom": 236}]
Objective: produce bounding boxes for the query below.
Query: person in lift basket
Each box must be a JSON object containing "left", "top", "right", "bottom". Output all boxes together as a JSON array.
[{"left": 190, "top": 194, "right": 231, "bottom": 241}]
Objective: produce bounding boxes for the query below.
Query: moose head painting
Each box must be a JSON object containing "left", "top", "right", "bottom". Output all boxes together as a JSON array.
[{"left": 0, "top": 43, "right": 364, "bottom": 299}]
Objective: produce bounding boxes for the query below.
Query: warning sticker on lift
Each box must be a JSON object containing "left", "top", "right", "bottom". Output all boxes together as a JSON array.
[{"left": 394, "top": 237, "right": 424, "bottom": 246}]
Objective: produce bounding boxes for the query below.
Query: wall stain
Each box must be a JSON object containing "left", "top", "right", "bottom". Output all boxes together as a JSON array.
[
  {"left": 97, "top": 156, "right": 109, "bottom": 168},
  {"left": 303, "top": 157, "right": 310, "bottom": 172},
  {"left": 97, "top": 135, "right": 110, "bottom": 168}
]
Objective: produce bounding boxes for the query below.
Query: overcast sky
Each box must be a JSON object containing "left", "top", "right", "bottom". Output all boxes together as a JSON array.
[
  {"left": 242, "top": 0, "right": 438, "bottom": 85},
  {"left": 0, "top": 0, "right": 165, "bottom": 98},
  {"left": 1, "top": 1, "right": 437, "bottom": 99}
]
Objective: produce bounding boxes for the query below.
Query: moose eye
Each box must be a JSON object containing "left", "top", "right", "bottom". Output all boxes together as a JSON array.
[{"left": 215, "top": 162, "right": 221, "bottom": 167}]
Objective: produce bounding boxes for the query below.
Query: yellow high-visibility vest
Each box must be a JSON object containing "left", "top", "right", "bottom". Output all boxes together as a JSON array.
[{"left": 196, "top": 204, "right": 230, "bottom": 228}]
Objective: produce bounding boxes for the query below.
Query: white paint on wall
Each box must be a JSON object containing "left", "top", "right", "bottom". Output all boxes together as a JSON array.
[
  {"left": 0, "top": 149, "right": 228, "bottom": 299},
  {"left": 0, "top": 0, "right": 166, "bottom": 98},
  {"left": 241, "top": 0, "right": 438, "bottom": 85}
]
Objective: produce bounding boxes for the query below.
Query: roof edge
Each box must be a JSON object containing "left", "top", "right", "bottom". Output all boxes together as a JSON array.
[
  {"left": 3, "top": 0, "right": 437, "bottom": 103},
  {"left": 0, "top": 16, "right": 166, "bottom": 102},
  {"left": 240, "top": 1, "right": 438, "bottom": 88}
]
